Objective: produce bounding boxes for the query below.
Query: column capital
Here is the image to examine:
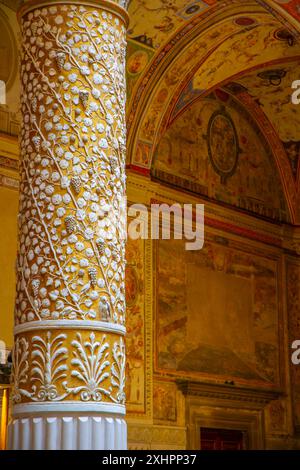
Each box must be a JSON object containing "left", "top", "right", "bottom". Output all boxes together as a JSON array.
[{"left": 18, "top": 0, "right": 129, "bottom": 26}]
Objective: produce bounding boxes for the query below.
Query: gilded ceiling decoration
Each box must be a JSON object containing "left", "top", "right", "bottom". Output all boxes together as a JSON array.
[{"left": 128, "top": 0, "right": 217, "bottom": 49}]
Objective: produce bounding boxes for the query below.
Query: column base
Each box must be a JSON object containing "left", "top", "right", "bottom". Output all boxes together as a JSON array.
[{"left": 8, "top": 414, "right": 127, "bottom": 450}]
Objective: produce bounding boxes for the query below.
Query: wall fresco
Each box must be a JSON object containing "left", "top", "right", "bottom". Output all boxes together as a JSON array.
[
  {"left": 153, "top": 381, "right": 177, "bottom": 422},
  {"left": 156, "top": 236, "right": 281, "bottom": 387},
  {"left": 126, "top": 234, "right": 146, "bottom": 414}
]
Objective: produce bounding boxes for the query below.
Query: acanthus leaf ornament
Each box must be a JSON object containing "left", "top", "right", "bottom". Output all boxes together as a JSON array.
[
  {"left": 30, "top": 333, "right": 69, "bottom": 401},
  {"left": 111, "top": 337, "right": 125, "bottom": 404},
  {"left": 11, "top": 337, "right": 30, "bottom": 404},
  {"left": 65, "top": 332, "right": 111, "bottom": 401}
]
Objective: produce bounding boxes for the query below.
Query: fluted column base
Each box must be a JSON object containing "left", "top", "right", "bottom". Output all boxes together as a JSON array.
[{"left": 8, "top": 414, "right": 127, "bottom": 450}]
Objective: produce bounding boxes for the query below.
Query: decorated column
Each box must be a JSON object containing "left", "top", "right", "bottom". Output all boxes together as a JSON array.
[{"left": 8, "top": 0, "right": 128, "bottom": 450}]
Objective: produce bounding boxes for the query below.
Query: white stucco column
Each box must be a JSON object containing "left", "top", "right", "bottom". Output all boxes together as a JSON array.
[{"left": 8, "top": 0, "right": 128, "bottom": 450}]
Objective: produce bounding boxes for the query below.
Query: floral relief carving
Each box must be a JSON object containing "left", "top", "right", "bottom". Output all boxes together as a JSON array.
[{"left": 65, "top": 332, "right": 111, "bottom": 401}]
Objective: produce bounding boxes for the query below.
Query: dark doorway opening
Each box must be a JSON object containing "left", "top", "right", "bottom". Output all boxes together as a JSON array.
[{"left": 200, "top": 427, "right": 246, "bottom": 450}]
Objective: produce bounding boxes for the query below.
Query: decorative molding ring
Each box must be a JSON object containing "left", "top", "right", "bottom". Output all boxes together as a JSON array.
[
  {"left": 14, "top": 320, "right": 126, "bottom": 336},
  {"left": 12, "top": 401, "right": 126, "bottom": 416}
]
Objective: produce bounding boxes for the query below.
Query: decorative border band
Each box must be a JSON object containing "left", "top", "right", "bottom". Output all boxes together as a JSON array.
[
  {"left": 13, "top": 401, "right": 126, "bottom": 416},
  {"left": 14, "top": 320, "right": 126, "bottom": 336}
]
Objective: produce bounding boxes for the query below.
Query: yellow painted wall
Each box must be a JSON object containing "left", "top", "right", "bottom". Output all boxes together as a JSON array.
[{"left": 0, "top": 186, "right": 18, "bottom": 349}]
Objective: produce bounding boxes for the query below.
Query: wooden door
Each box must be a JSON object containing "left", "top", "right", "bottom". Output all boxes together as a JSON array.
[{"left": 200, "top": 427, "right": 245, "bottom": 450}]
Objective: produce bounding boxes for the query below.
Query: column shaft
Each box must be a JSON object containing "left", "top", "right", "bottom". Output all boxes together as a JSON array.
[{"left": 9, "top": 0, "right": 128, "bottom": 450}]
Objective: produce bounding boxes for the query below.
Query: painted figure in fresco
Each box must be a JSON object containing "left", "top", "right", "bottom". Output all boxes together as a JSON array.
[{"left": 154, "top": 16, "right": 175, "bottom": 33}]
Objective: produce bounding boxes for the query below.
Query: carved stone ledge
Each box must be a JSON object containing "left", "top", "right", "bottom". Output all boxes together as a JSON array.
[{"left": 176, "top": 380, "right": 283, "bottom": 405}]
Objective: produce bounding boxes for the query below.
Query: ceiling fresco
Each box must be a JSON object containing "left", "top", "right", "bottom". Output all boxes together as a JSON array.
[
  {"left": 126, "top": 0, "right": 218, "bottom": 104},
  {"left": 169, "top": 24, "right": 299, "bottom": 122},
  {"left": 127, "top": 0, "right": 300, "bottom": 222},
  {"left": 128, "top": 0, "right": 216, "bottom": 49},
  {"left": 128, "top": 14, "right": 298, "bottom": 166}
]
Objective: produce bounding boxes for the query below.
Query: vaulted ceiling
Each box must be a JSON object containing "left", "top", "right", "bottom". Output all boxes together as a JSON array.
[
  {"left": 127, "top": 0, "right": 300, "bottom": 224},
  {"left": 1, "top": 0, "right": 300, "bottom": 223}
]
